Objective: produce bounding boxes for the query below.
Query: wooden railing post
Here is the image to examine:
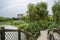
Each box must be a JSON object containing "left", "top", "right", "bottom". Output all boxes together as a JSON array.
[
  {"left": 1, "top": 27, "right": 5, "bottom": 40},
  {"left": 18, "top": 28, "right": 21, "bottom": 40}
]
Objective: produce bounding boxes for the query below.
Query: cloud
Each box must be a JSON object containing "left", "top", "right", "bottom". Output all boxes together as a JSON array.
[{"left": 0, "top": 0, "right": 55, "bottom": 17}]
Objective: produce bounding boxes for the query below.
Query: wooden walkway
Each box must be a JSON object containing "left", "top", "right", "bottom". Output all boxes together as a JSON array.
[{"left": 37, "top": 30, "right": 48, "bottom": 40}]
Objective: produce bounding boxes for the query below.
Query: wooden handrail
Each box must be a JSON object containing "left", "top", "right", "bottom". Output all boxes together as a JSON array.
[{"left": 0, "top": 27, "right": 34, "bottom": 37}]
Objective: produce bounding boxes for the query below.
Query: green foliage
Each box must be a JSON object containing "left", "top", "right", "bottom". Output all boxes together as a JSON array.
[
  {"left": 11, "top": 17, "right": 17, "bottom": 20},
  {"left": 21, "top": 16, "right": 29, "bottom": 20},
  {"left": 36, "top": 2, "right": 47, "bottom": 9},
  {"left": 18, "top": 23, "right": 28, "bottom": 29},
  {"left": 24, "top": 2, "right": 48, "bottom": 38},
  {"left": 13, "top": 21, "right": 26, "bottom": 25},
  {"left": 48, "top": 22, "right": 55, "bottom": 30},
  {"left": 27, "top": 2, "right": 48, "bottom": 21},
  {"left": 0, "top": 17, "right": 13, "bottom": 25},
  {"left": 24, "top": 22, "right": 40, "bottom": 38},
  {"left": 0, "top": 17, "right": 11, "bottom": 22},
  {"left": 12, "top": 20, "right": 29, "bottom": 29},
  {"left": 47, "top": 16, "right": 53, "bottom": 22},
  {"left": 52, "top": 1, "right": 60, "bottom": 24},
  {"left": 37, "top": 20, "right": 48, "bottom": 30}
]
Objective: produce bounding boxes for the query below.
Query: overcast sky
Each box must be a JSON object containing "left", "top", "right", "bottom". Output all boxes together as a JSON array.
[{"left": 0, "top": 0, "right": 55, "bottom": 18}]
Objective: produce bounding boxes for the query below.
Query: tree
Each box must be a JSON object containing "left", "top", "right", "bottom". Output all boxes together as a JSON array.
[
  {"left": 25, "top": 2, "right": 48, "bottom": 40},
  {"left": 27, "top": 2, "right": 48, "bottom": 22},
  {"left": 52, "top": 0, "right": 60, "bottom": 24}
]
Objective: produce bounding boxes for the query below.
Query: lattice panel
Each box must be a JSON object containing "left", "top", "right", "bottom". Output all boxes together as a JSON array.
[{"left": 5, "top": 32, "right": 18, "bottom": 40}]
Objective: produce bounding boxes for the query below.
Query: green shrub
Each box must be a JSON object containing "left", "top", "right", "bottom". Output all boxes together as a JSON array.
[
  {"left": 13, "top": 21, "right": 26, "bottom": 25},
  {"left": 48, "top": 22, "right": 57, "bottom": 30},
  {"left": 24, "top": 22, "right": 40, "bottom": 38},
  {"left": 18, "top": 23, "right": 28, "bottom": 29},
  {"left": 37, "top": 20, "right": 48, "bottom": 30}
]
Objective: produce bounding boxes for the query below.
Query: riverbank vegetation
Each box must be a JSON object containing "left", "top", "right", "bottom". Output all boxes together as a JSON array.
[{"left": 0, "top": 0, "right": 60, "bottom": 40}]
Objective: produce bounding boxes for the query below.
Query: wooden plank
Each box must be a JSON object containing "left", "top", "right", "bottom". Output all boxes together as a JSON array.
[
  {"left": 18, "top": 29, "right": 21, "bottom": 40},
  {"left": 1, "top": 27, "right": 5, "bottom": 40}
]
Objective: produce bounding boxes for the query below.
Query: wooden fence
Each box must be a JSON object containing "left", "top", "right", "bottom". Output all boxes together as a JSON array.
[{"left": 0, "top": 27, "right": 25, "bottom": 40}]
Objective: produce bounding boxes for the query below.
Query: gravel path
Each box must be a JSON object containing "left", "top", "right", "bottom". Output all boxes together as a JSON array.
[{"left": 37, "top": 30, "right": 48, "bottom": 40}]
